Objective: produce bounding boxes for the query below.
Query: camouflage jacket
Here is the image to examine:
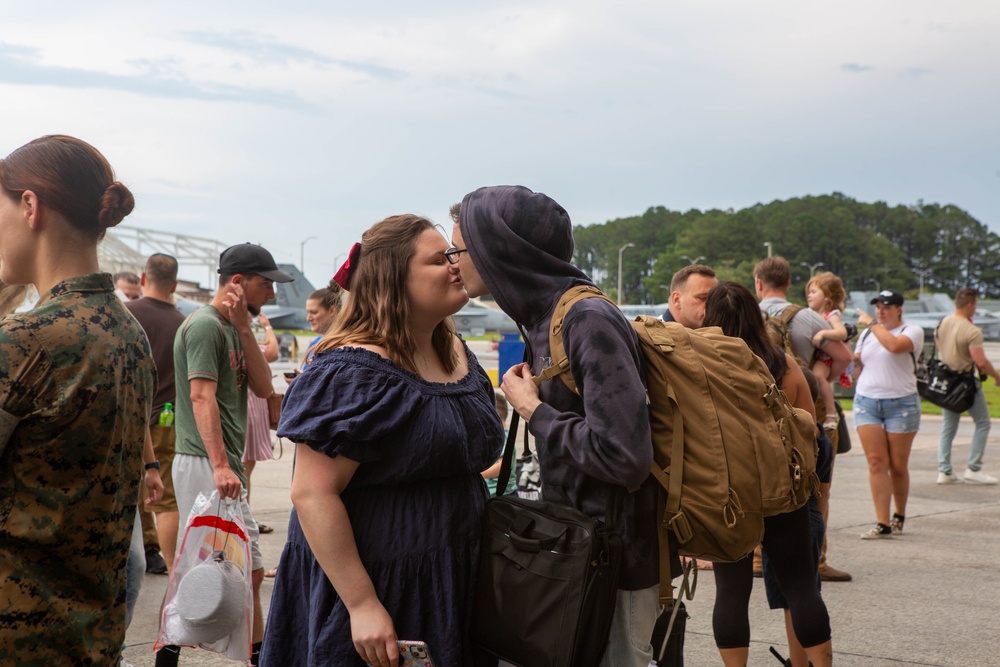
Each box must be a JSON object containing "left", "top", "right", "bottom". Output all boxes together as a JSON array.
[{"left": 0, "top": 273, "right": 155, "bottom": 665}]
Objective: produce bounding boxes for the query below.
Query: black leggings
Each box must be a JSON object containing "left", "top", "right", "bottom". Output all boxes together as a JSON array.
[{"left": 711, "top": 504, "right": 831, "bottom": 649}]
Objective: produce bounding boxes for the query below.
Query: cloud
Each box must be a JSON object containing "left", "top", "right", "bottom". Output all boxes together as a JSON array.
[
  {"left": 900, "top": 67, "right": 933, "bottom": 77},
  {"left": 841, "top": 63, "right": 875, "bottom": 73},
  {"left": 180, "top": 30, "right": 408, "bottom": 81},
  {"left": 0, "top": 41, "right": 312, "bottom": 109}
]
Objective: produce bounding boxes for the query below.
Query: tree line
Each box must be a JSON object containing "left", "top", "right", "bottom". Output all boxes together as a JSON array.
[{"left": 571, "top": 193, "right": 1000, "bottom": 304}]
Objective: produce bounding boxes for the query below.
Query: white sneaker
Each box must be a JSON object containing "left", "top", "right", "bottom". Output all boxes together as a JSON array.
[
  {"left": 963, "top": 468, "right": 999, "bottom": 485},
  {"left": 937, "top": 471, "right": 962, "bottom": 484}
]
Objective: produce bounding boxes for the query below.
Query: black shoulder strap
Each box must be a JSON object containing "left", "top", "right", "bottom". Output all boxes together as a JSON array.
[
  {"left": 495, "top": 410, "right": 521, "bottom": 497},
  {"left": 496, "top": 345, "right": 530, "bottom": 496}
]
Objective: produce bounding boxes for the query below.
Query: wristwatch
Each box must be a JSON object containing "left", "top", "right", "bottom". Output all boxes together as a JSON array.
[{"left": 144, "top": 461, "right": 161, "bottom": 471}]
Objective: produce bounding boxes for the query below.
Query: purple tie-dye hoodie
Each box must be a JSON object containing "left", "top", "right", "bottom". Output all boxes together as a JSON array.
[{"left": 459, "top": 185, "right": 664, "bottom": 590}]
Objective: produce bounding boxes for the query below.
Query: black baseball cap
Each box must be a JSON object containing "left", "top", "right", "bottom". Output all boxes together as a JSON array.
[
  {"left": 218, "top": 243, "right": 294, "bottom": 283},
  {"left": 870, "top": 289, "right": 904, "bottom": 306}
]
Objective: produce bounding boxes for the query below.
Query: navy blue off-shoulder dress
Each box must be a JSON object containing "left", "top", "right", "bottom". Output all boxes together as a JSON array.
[{"left": 259, "top": 345, "right": 503, "bottom": 667}]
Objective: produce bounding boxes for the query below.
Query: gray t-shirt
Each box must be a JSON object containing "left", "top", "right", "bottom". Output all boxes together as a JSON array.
[{"left": 759, "top": 296, "right": 832, "bottom": 364}]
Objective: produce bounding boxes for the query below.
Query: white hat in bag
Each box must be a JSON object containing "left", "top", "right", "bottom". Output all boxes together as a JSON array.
[{"left": 175, "top": 551, "right": 246, "bottom": 644}]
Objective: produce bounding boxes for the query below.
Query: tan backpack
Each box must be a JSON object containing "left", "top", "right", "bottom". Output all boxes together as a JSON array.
[{"left": 535, "top": 286, "right": 819, "bottom": 601}]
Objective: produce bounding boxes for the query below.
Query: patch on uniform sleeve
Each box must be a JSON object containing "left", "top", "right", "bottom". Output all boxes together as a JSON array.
[{"left": 0, "top": 409, "right": 21, "bottom": 457}]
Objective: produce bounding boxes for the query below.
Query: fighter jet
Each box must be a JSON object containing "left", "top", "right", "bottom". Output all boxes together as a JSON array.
[
  {"left": 260, "top": 263, "right": 314, "bottom": 331},
  {"left": 452, "top": 300, "right": 519, "bottom": 336},
  {"left": 262, "top": 264, "right": 517, "bottom": 336}
]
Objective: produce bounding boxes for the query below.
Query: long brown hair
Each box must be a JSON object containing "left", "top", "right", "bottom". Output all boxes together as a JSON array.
[
  {"left": 315, "top": 214, "right": 459, "bottom": 374},
  {"left": 703, "top": 281, "right": 787, "bottom": 384}
]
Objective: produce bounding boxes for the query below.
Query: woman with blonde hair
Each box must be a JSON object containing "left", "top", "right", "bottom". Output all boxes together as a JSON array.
[
  {"left": 260, "top": 215, "right": 503, "bottom": 667},
  {"left": 0, "top": 135, "right": 156, "bottom": 663}
]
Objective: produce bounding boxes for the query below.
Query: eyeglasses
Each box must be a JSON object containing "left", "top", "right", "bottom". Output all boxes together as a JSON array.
[{"left": 444, "top": 247, "right": 469, "bottom": 265}]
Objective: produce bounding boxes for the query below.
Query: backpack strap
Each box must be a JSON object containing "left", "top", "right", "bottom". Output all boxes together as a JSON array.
[
  {"left": 769, "top": 304, "right": 808, "bottom": 367},
  {"left": 534, "top": 284, "right": 615, "bottom": 394}
]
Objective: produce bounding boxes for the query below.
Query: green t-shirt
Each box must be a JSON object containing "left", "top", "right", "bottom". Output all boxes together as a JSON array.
[{"left": 173, "top": 306, "right": 249, "bottom": 483}]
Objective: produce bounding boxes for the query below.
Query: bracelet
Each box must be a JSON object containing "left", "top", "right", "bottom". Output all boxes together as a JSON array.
[{"left": 144, "top": 461, "right": 161, "bottom": 471}]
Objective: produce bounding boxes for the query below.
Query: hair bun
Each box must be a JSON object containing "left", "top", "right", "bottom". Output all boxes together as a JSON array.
[{"left": 97, "top": 181, "right": 135, "bottom": 229}]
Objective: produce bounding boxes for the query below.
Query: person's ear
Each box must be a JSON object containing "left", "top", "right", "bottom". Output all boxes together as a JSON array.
[
  {"left": 21, "top": 191, "right": 41, "bottom": 229},
  {"left": 232, "top": 274, "right": 244, "bottom": 286}
]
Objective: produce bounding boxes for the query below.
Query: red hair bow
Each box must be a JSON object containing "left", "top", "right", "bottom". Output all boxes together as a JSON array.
[{"left": 333, "top": 243, "right": 361, "bottom": 290}]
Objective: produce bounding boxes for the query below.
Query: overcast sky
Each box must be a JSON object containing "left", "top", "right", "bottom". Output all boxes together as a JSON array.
[{"left": 2, "top": 1, "right": 998, "bottom": 287}]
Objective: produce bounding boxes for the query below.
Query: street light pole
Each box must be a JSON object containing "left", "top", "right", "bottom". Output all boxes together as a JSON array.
[
  {"left": 680, "top": 255, "right": 706, "bottom": 265},
  {"left": 300, "top": 236, "right": 318, "bottom": 276},
  {"left": 618, "top": 242, "right": 635, "bottom": 306},
  {"left": 801, "top": 261, "right": 825, "bottom": 277},
  {"left": 763, "top": 242, "right": 773, "bottom": 258},
  {"left": 914, "top": 268, "right": 933, "bottom": 293}
]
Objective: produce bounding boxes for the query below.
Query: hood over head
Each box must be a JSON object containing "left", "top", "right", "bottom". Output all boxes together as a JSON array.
[{"left": 459, "top": 185, "right": 591, "bottom": 326}]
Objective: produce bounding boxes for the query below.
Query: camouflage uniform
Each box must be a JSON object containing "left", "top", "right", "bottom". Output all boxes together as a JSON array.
[{"left": 0, "top": 273, "right": 155, "bottom": 666}]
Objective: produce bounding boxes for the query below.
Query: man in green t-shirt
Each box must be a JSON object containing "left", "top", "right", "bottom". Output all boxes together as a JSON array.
[{"left": 161, "top": 244, "right": 292, "bottom": 667}]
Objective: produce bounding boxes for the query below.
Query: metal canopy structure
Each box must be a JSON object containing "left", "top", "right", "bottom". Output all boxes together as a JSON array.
[{"left": 99, "top": 225, "right": 227, "bottom": 286}]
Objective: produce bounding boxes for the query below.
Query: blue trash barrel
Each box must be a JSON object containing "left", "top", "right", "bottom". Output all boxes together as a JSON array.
[{"left": 497, "top": 333, "right": 525, "bottom": 378}]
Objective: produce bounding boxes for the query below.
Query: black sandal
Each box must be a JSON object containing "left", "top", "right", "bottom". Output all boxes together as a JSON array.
[{"left": 259, "top": 524, "right": 274, "bottom": 534}]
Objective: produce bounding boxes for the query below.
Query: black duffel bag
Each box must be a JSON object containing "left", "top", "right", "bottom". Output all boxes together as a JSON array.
[
  {"left": 917, "top": 357, "right": 978, "bottom": 414},
  {"left": 471, "top": 412, "right": 622, "bottom": 667}
]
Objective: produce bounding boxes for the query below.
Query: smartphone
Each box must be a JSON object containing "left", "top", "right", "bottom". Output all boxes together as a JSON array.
[
  {"left": 398, "top": 640, "right": 434, "bottom": 667},
  {"left": 283, "top": 371, "right": 298, "bottom": 379}
]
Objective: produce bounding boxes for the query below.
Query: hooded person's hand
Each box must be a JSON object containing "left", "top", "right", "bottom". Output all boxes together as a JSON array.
[{"left": 501, "top": 363, "right": 542, "bottom": 424}]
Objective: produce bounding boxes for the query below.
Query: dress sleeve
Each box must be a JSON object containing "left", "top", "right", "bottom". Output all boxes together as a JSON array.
[{"left": 276, "top": 353, "right": 423, "bottom": 463}]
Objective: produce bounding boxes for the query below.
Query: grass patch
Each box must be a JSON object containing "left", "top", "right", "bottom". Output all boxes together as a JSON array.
[{"left": 838, "top": 380, "right": 1000, "bottom": 418}]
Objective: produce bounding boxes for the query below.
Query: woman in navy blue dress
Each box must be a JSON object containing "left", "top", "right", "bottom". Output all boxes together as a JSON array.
[{"left": 260, "top": 214, "right": 503, "bottom": 667}]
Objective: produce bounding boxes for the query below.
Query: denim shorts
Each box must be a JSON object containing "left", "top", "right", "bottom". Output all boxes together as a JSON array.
[{"left": 853, "top": 393, "right": 921, "bottom": 433}]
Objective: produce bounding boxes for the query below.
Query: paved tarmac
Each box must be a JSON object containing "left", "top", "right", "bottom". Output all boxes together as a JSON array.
[{"left": 123, "top": 341, "right": 1000, "bottom": 666}]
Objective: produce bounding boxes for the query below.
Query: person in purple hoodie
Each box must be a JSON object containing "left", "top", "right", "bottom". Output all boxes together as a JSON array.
[{"left": 451, "top": 186, "right": 671, "bottom": 667}]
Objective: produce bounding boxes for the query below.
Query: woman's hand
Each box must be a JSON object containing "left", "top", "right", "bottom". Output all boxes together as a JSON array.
[
  {"left": 258, "top": 313, "right": 272, "bottom": 330},
  {"left": 856, "top": 310, "right": 873, "bottom": 328},
  {"left": 501, "top": 362, "right": 542, "bottom": 423},
  {"left": 350, "top": 598, "right": 398, "bottom": 667}
]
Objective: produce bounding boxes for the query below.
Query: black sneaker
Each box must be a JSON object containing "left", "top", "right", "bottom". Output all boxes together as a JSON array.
[{"left": 145, "top": 548, "right": 168, "bottom": 574}]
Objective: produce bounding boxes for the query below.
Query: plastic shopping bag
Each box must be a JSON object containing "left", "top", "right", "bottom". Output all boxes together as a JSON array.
[{"left": 155, "top": 491, "right": 253, "bottom": 663}]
